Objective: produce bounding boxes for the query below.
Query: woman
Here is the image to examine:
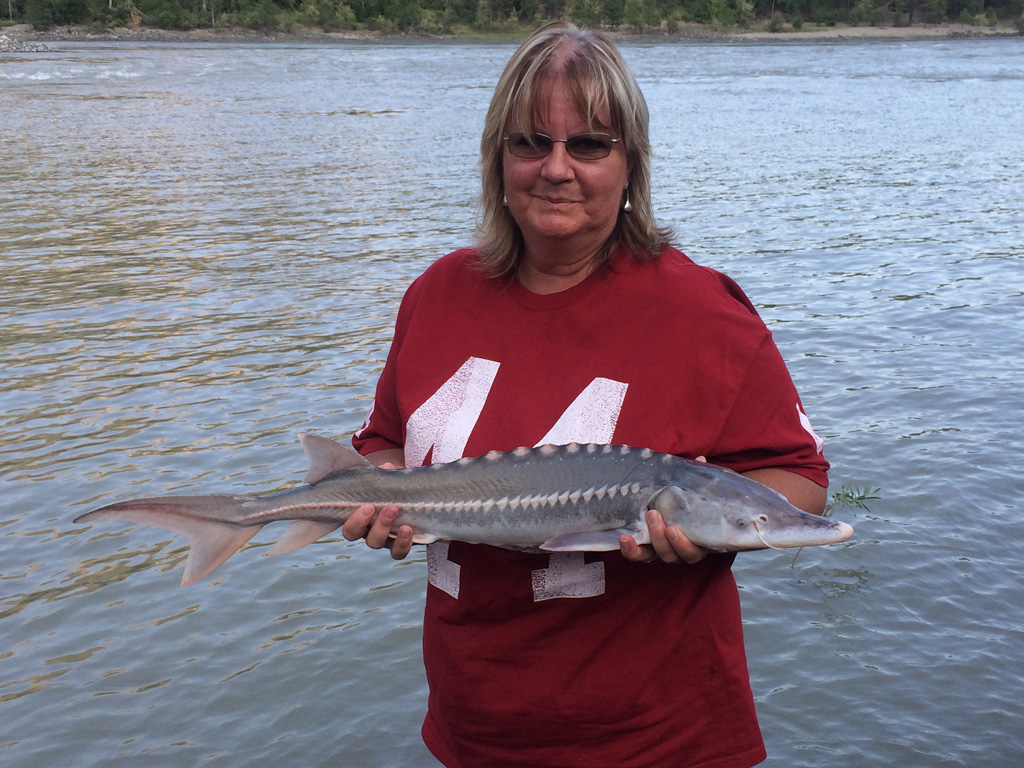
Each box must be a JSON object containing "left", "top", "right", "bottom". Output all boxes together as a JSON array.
[{"left": 345, "top": 22, "right": 828, "bottom": 768}]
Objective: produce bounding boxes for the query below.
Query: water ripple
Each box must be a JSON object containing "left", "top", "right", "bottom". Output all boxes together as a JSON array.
[{"left": 2, "top": 38, "right": 1023, "bottom": 768}]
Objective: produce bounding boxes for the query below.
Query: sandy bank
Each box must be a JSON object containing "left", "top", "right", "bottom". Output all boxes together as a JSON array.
[
  {"left": 5, "top": 21, "right": 1021, "bottom": 47},
  {"left": 731, "top": 22, "right": 1020, "bottom": 41}
]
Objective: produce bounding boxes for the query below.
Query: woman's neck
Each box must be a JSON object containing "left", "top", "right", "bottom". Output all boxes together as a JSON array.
[{"left": 516, "top": 246, "right": 601, "bottom": 295}]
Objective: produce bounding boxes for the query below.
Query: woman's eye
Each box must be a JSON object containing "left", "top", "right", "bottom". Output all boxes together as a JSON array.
[{"left": 574, "top": 137, "right": 604, "bottom": 152}]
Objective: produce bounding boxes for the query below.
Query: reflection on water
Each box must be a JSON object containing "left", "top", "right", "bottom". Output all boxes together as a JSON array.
[
  {"left": 2, "top": 38, "right": 1024, "bottom": 767},
  {"left": 800, "top": 566, "right": 874, "bottom": 601}
]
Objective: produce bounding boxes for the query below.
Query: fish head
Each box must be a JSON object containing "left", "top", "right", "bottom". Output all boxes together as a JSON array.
[{"left": 649, "top": 471, "right": 854, "bottom": 552}]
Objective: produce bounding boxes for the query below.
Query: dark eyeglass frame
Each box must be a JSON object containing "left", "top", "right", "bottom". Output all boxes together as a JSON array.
[{"left": 503, "top": 131, "right": 621, "bottom": 161}]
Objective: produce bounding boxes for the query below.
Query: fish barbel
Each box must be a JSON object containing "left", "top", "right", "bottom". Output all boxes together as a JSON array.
[{"left": 74, "top": 434, "right": 853, "bottom": 586}]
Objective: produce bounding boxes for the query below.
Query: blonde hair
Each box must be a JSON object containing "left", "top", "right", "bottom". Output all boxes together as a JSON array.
[{"left": 477, "top": 21, "right": 673, "bottom": 279}]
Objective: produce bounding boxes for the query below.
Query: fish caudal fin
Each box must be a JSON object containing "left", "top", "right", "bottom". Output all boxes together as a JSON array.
[
  {"left": 75, "top": 496, "right": 263, "bottom": 587},
  {"left": 179, "top": 522, "right": 261, "bottom": 586}
]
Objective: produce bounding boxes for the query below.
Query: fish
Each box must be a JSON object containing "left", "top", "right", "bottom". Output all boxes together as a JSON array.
[{"left": 74, "top": 433, "right": 853, "bottom": 586}]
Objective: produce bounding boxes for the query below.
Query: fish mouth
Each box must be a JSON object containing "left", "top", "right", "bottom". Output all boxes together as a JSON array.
[{"left": 750, "top": 519, "right": 786, "bottom": 550}]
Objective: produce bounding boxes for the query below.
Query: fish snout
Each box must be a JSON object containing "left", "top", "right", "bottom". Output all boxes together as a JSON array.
[{"left": 749, "top": 512, "right": 854, "bottom": 549}]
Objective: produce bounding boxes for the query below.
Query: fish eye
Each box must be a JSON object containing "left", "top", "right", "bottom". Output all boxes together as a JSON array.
[{"left": 735, "top": 520, "right": 745, "bottom": 527}]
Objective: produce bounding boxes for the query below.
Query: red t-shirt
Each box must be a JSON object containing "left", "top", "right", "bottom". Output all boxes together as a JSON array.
[{"left": 354, "top": 246, "right": 828, "bottom": 768}]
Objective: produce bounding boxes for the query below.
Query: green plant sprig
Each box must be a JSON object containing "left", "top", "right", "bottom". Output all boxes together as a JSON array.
[{"left": 789, "top": 483, "right": 879, "bottom": 566}]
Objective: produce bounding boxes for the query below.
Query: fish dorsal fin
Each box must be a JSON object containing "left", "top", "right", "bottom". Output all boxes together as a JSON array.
[{"left": 298, "top": 432, "right": 372, "bottom": 484}]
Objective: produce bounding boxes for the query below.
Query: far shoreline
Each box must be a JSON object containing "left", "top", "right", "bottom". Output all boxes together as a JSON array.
[{"left": 4, "top": 20, "right": 1021, "bottom": 47}]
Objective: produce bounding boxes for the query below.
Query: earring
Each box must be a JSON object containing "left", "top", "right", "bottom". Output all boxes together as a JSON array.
[
  {"left": 623, "top": 191, "right": 633, "bottom": 213},
  {"left": 502, "top": 195, "right": 509, "bottom": 207}
]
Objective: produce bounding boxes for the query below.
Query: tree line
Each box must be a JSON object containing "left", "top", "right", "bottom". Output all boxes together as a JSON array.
[{"left": 8, "top": 0, "right": 1023, "bottom": 36}]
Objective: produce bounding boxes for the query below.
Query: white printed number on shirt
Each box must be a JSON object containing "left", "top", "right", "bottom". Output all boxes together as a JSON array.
[
  {"left": 404, "top": 357, "right": 627, "bottom": 602},
  {"left": 405, "top": 357, "right": 500, "bottom": 466},
  {"left": 797, "top": 404, "right": 825, "bottom": 454},
  {"left": 426, "top": 542, "right": 462, "bottom": 599},
  {"left": 531, "top": 553, "right": 606, "bottom": 601}
]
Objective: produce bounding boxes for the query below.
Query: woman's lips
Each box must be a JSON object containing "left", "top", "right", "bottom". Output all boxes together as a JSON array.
[{"left": 536, "top": 195, "right": 579, "bottom": 207}]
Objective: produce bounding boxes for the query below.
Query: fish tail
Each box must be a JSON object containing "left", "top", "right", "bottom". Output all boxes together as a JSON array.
[{"left": 75, "top": 495, "right": 263, "bottom": 586}]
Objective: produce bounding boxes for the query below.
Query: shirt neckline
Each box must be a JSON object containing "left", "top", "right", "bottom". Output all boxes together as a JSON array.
[{"left": 505, "top": 249, "right": 626, "bottom": 311}]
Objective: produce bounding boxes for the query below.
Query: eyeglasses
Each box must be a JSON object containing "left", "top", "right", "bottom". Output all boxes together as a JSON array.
[{"left": 504, "top": 131, "right": 620, "bottom": 161}]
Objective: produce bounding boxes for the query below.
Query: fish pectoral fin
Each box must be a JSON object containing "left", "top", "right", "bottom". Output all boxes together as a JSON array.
[
  {"left": 298, "top": 432, "right": 373, "bottom": 484},
  {"left": 647, "top": 485, "right": 687, "bottom": 515},
  {"left": 540, "top": 529, "right": 637, "bottom": 552},
  {"left": 409, "top": 533, "right": 438, "bottom": 545},
  {"left": 269, "top": 520, "right": 341, "bottom": 556}
]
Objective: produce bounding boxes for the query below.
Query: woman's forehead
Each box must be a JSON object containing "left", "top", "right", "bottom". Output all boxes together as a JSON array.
[{"left": 509, "top": 74, "right": 613, "bottom": 132}]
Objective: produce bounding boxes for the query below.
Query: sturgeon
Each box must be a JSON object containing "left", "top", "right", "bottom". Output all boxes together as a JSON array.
[{"left": 75, "top": 433, "right": 853, "bottom": 586}]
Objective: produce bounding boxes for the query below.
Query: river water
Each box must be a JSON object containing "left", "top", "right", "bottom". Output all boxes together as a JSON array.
[{"left": 2, "top": 36, "right": 1022, "bottom": 767}]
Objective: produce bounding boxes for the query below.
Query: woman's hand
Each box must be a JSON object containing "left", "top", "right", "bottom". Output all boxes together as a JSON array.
[
  {"left": 619, "top": 509, "right": 707, "bottom": 565},
  {"left": 340, "top": 452, "right": 414, "bottom": 560},
  {"left": 620, "top": 454, "right": 708, "bottom": 565},
  {"left": 341, "top": 503, "right": 415, "bottom": 560}
]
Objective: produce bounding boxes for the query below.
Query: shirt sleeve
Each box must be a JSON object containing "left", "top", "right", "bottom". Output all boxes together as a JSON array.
[
  {"left": 351, "top": 278, "right": 424, "bottom": 457},
  {"left": 708, "top": 333, "right": 830, "bottom": 486}
]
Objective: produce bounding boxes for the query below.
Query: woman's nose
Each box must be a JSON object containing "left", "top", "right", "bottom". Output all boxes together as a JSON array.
[{"left": 539, "top": 142, "right": 574, "bottom": 181}]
